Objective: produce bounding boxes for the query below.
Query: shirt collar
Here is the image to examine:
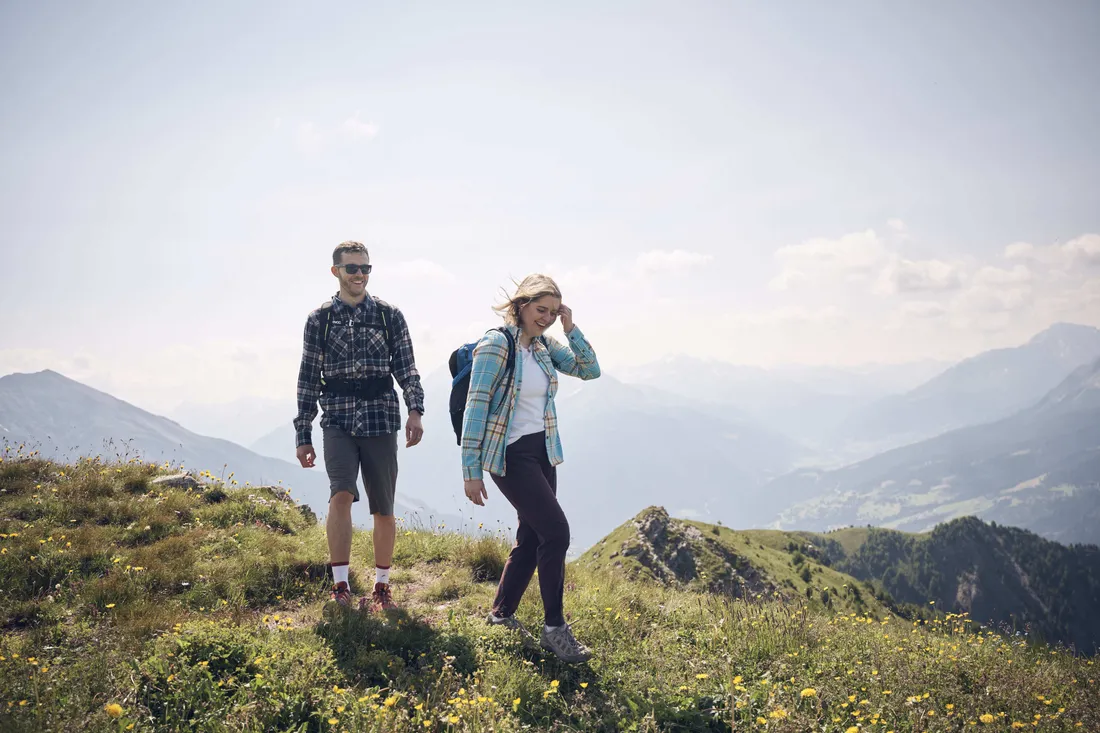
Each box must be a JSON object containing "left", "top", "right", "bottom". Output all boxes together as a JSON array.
[
  {"left": 506, "top": 324, "right": 545, "bottom": 353},
  {"left": 331, "top": 292, "right": 374, "bottom": 314}
]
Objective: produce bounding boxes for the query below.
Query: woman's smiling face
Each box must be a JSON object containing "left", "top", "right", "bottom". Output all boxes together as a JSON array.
[{"left": 519, "top": 295, "right": 561, "bottom": 336}]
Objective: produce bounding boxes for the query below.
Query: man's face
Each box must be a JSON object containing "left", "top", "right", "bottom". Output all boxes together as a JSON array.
[{"left": 332, "top": 252, "right": 371, "bottom": 297}]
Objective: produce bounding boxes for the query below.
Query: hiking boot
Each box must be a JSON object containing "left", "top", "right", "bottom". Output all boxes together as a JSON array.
[
  {"left": 331, "top": 581, "right": 353, "bottom": 607},
  {"left": 540, "top": 623, "right": 593, "bottom": 663},
  {"left": 360, "top": 582, "right": 398, "bottom": 612},
  {"left": 487, "top": 612, "right": 538, "bottom": 645}
]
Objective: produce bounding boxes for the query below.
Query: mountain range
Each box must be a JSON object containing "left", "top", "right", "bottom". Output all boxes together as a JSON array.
[
  {"left": 765, "top": 355, "right": 1100, "bottom": 545},
  {"left": 3, "top": 321, "right": 1098, "bottom": 554},
  {"left": 0, "top": 370, "right": 446, "bottom": 529},
  {"left": 838, "top": 322, "right": 1100, "bottom": 449},
  {"left": 617, "top": 355, "right": 948, "bottom": 462}
]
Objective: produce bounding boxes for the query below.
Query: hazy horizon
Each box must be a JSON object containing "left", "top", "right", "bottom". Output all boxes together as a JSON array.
[{"left": 2, "top": 1, "right": 1098, "bottom": 414}]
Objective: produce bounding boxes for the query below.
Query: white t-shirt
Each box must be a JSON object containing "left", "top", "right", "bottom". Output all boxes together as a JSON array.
[{"left": 507, "top": 342, "right": 550, "bottom": 444}]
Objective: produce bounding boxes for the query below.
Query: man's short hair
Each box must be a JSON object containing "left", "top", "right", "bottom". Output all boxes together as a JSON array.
[{"left": 333, "top": 241, "right": 369, "bottom": 265}]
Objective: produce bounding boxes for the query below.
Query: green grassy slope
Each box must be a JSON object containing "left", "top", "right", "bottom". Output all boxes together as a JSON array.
[
  {"left": 0, "top": 459, "right": 1097, "bottom": 732},
  {"left": 577, "top": 508, "right": 896, "bottom": 619}
]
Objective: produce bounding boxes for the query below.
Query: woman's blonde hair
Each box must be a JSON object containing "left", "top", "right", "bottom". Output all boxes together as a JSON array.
[{"left": 493, "top": 273, "right": 562, "bottom": 326}]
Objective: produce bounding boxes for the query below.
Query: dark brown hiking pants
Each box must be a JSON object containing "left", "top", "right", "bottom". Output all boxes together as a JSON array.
[{"left": 488, "top": 431, "right": 570, "bottom": 627}]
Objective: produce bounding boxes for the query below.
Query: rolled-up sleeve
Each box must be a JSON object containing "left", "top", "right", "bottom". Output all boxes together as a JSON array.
[
  {"left": 546, "top": 326, "right": 600, "bottom": 380},
  {"left": 294, "top": 312, "right": 323, "bottom": 447}
]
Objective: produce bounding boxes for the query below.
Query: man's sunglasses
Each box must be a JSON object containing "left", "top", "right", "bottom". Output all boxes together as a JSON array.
[{"left": 338, "top": 264, "right": 372, "bottom": 275}]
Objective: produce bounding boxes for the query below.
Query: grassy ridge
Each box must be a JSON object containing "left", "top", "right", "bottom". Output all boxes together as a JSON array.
[
  {"left": 578, "top": 509, "right": 898, "bottom": 619},
  {"left": 0, "top": 456, "right": 1097, "bottom": 732}
]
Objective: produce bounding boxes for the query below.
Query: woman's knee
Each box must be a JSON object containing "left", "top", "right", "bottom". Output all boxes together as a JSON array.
[{"left": 543, "top": 519, "right": 570, "bottom": 551}]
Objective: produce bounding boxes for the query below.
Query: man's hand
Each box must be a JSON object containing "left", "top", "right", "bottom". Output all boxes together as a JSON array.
[
  {"left": 559, "top": 303, "right": 574, "bottom": 333},
  {"left": 296, "top": 444, "right": 316, "bottom": 468},
  {"left": 464, "top": 479, "right": 488, "bottom": 506},
  {"left": 405, "top": 411, "right": 424, "bottom": 448}
]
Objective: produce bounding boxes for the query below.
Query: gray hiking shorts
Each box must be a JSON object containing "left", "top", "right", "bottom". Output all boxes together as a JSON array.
[{"left": 322, "top": 425, "right": 398, "bottom": 516}]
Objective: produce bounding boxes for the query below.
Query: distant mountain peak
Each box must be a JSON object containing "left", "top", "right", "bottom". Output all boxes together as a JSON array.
[
  {"left": 1027, "top": 322, "right": 1100, "bottom": 345},
  {"left": 1, "top": 368, "right": 76, "bottom": 384}
]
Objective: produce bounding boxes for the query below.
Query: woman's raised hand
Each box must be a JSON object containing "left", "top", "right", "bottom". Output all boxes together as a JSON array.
[{"left": 558, "top": 304, "right": 573, "bottom": 333}]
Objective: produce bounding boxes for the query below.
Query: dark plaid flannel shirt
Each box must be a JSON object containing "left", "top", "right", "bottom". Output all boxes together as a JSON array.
[{"left": 294, "top": 293, "right": 425, "bottom": 447}]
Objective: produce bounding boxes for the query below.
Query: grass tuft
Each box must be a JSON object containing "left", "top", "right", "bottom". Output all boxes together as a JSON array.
[{"left": 457, "top": 536, "right": 510, "bottom": 583}]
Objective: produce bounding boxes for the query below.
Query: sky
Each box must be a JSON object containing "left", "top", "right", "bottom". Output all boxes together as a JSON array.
[{"left": 1, "top": 0, "right": 1098, "bottom": 415}]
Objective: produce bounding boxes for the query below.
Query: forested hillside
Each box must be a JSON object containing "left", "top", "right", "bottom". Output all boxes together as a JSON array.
[{"left": 806, "top": 518, "right": 1100, "bottom": 654}]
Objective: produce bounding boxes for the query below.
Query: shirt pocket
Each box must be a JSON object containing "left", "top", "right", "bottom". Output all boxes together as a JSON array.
[
  {"left": 326, "top": 321, "right": 354, "bottom": 366},
  {"left": 359, "top": 321, "right": 391, "bottom": 367}
]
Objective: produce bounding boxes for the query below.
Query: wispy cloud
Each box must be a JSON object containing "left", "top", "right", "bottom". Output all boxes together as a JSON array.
[
  {"left": 287, "top": 113, "right": 380, "bottom": 155},
  {"left": 1004, "top": 233, "right": 1100, "bottom": 269},
  {"left": 876, "top": 258, "right": 967, "bottom": 295},
  {"left": 342, "top": 111, "right": 379, "bottom": 139},
  {"left": 757, "top": 223, "right": 1100, "bottom": 359},
  {"left": 769, "top": 229, "right": 891, "bottom": 291},
  {"left": 553, "top": 249, "right": 713, "bottom": 293}
]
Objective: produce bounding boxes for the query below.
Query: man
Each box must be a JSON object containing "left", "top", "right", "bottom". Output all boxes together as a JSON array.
[{"left": 294, "top": 240, "right": 425, "bottom": 611}]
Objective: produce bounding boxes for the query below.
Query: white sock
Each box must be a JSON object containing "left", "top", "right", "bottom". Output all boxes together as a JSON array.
[
  {"left": 332, "top": 564, "right": 349, "bottom": 587},
  {"left": 375, "top": 565, "right": 391, "bottom": 585},
  {"left": 545, "top": 624, "right": 563, "bottom": 633},
  {"left": 490, "top": 612, "right": 505, "bottom": 622}
]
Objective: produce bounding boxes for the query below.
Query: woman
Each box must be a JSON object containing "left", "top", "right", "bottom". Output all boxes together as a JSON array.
[{"left": 460, "top": 273, "right": 601, "bottom": 663}]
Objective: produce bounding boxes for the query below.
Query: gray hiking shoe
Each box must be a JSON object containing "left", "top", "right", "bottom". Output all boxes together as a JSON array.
[
  {"left": 540, "top": 623, "right": 593, "bottom": 663},
  {"left": 487, "top": 612, "right": 538, "bottom": 645}
]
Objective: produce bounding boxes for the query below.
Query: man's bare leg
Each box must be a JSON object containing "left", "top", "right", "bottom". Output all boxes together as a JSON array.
[
  {"left": 373, "top": 513, "right": 396, "bottom": 570},
  {"left": 327, "top": 492, "right": 354, "bottom": 602},
  {"left": 365, "top": 513, "right": 398, "bottom": 609}
]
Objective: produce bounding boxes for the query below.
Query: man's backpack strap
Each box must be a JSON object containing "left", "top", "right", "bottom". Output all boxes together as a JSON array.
[
  {"left": 375, "top": 299, "right": 396, "bottom": 370},
  {"left": 317, "top": 301, "right": 334, "bottom": 386},
  {"left": 318, "top": 301, "right": 334, "bottom": 351}
]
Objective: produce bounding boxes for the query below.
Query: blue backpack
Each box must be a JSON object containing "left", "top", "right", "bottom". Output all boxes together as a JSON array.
[{"left": 447, "top": 328, "right": 516, "bottom": 445}]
